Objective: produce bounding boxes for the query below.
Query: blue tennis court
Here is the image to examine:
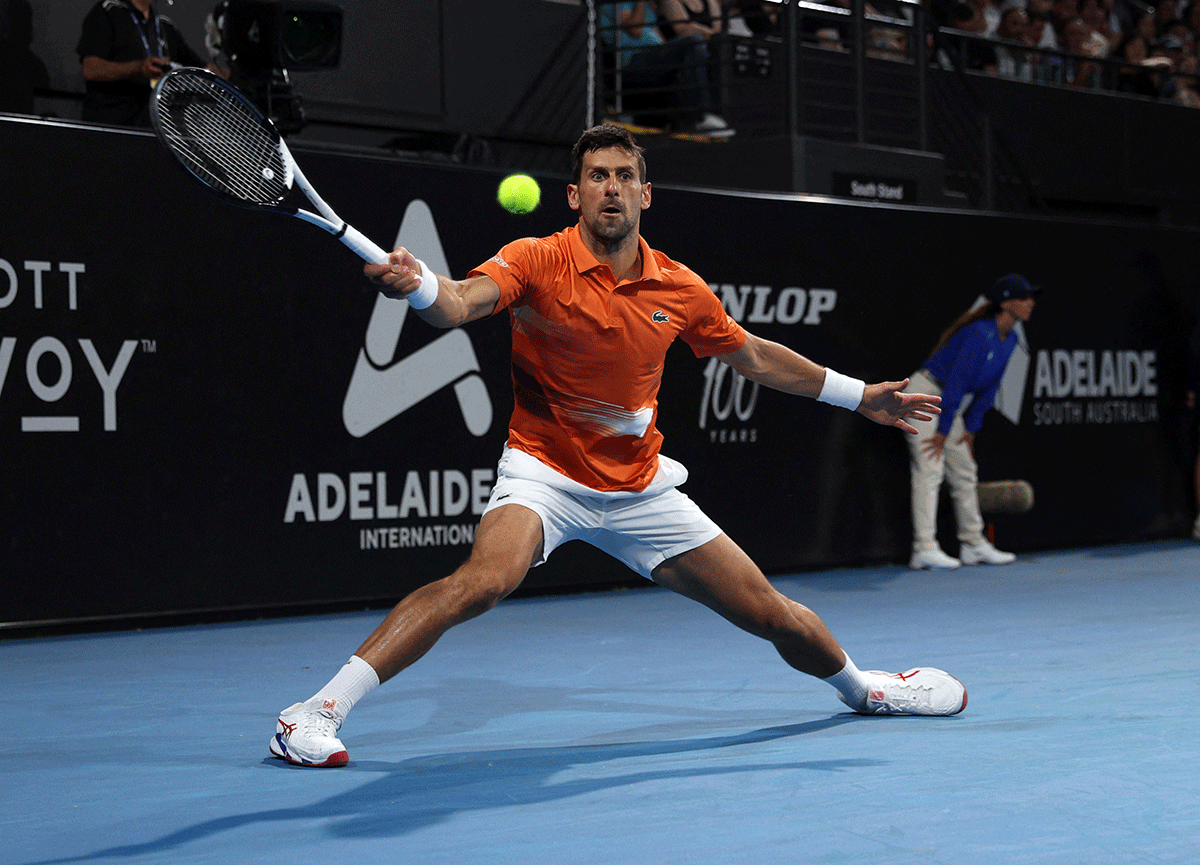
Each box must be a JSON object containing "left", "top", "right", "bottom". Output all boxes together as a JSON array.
[{"left": 5, "top": 540, "right": 1198, "bottom": 865}]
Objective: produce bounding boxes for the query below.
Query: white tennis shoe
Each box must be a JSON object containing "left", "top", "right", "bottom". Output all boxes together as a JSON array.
[
  {"left": 840, "top": 667, "right": 968, "bottom": 716},
  {"left": 959, "top": 540, "right": 1016, "bottom": 565},
  {"left": 269, "top": 699, "right": 349, "bottom": 767},
  {"left": 909, "top": 547, "right": 961, "bottom": 570}
]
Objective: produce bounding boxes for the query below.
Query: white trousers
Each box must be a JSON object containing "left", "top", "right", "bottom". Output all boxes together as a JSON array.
[{"left": 904, "top": 369, "right": 986, "bottom": 552}]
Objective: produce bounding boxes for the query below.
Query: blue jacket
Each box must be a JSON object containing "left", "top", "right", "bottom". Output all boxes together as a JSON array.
[{"left": 924, "top": 318, "right": 1018, "bottom": 436}]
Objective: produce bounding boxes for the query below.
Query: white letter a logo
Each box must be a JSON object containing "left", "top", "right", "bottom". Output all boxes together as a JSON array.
[{"left": 341, "top": 200, "right": 493, "bottom": 438}]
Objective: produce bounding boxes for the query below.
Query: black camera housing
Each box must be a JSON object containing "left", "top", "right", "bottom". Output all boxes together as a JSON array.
[{"left": 223, "top": 0, "right": 343, "bottom": 76}]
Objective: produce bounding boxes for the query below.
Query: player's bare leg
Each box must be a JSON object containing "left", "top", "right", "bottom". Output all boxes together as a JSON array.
[
  {"left": 270, "top": 505, "right": 543, "bottom": 766},
  {"left": 651, "top": 534, "right": 967, "bottom": 716},
  {"left": 355, "top": 504, "right": 544, "bottom": 681},
  {"left": 651, "top": 533, "right": 846, "bottom": 677}
]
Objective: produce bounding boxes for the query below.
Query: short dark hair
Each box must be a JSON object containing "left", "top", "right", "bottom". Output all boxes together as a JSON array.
[{"left": 571, "top": 124, "right": 647, "bottom": 184}]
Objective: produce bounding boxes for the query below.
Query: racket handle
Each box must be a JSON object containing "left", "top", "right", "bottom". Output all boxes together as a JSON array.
[{"left": 339, "top": 224, "right": 390, "bottom": 264}]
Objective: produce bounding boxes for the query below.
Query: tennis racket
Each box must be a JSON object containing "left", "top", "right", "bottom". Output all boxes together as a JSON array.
[{"left": 150, "top": 67, "right": 388, "bottom": 264}]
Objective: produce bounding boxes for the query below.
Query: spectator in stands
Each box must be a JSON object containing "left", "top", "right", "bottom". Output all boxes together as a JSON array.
[
  {"left": 1185, "top": 0, "right": 1200, "bottom": 43},
  {"left": 1080, "top": 0, "right": 1120, "bottom": 49},
  {"left": 994, "top": 1, "right": 1035, "bottom": 79},
  {"left": 723, "top": 0, "right": 778, "bottom": 36},
  {"left": 940, "top": 0, "right": 1000, "bottom": 72},
  {"left": 816, "top": 25, "right": 847, "bottom": 51},
  {"left": 866, "top": 0, "right": 916, "bottom": 59},
  {"left": 657, "top": 0, "right": 725, "bottom": 41},
  {"left": 1027, "top": 0, "right": 1064, "bottom": 46},
  {"left": 1026, "top": 13, "right": 1054, "bottom": 79},
  {"left": 1174, "top": 52, "right": 1200, "bottom": 104},
  {"left": 600, "top": 1, "right": 734, "bottom": 137},
  {"left": 802, "top": 0, "right": 852, "bottom": 48},
  {"left": 1133, "top": 7, "right": 1156, "bottom": 42},
  {"left": 1061, "top": 16, "right": 1105, "bottom": 86},
  {"left": 902, "top": 274, "right": 1038, "bottom": 571},
  {"left": 1112, "top": 31, "right": 1165, "bottom": 96},
  {"left": 1048, "top": 0, "right": 1080, "bottom": 43},
  {"left": 955, "top": 0, "right": 1001, "bottom": 34},
  {"left": 77, "top": 0, "right": 209, "bottom": 127},
  {"left": 1153, "top": 0, "right": 1181, "bottom": 36},
  {"left": 1098, "top": 0, "right": 1125, "bottom": 41},
  {"left": 1148, "top": 33, "right": 1186, "bottom": 97}
]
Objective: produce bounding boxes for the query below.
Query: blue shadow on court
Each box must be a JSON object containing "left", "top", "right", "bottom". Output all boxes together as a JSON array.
[{"left": 22, "top": 716, "right": 874, "bottom": 862}]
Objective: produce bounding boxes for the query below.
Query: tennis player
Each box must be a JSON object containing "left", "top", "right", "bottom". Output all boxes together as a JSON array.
[{"left": 270, "top": 124, "right": 966, "bottom": 767}]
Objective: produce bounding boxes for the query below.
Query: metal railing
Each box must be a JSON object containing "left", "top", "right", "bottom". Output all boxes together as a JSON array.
[{"left": 588, "top": 0, "right": 931, "bottom": 149}]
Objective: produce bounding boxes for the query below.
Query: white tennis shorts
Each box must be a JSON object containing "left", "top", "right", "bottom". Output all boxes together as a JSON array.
[{"left": 482, "top": 447, "right": 723, "bottom": 579}]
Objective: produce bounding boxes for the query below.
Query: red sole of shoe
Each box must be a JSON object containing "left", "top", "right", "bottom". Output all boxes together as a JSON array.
[
  {"left": 307, "top": 750, "right": 349, "bottom": 767},
  {"left": 283, "top": 749, "right": 349, "bottom": 767},
  {"left": 270, "top": 742, "right": 350, "bottom": 767}
]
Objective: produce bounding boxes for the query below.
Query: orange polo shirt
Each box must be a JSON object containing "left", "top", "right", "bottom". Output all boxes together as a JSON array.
[{"left": 470, "top": 223, "right": 746, "bottom": 492}]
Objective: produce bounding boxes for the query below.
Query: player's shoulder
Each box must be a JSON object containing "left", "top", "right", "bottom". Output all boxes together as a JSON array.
[
  {"left": 498, "top": 230, "right": 571, "bottom": 265},
  {"left": 483, "top": 231, "right": 571, "bottom": 282},
  {"left": 505, "top": 229, "right": 570, "bottom": 252},
  {"left": 647, "top": 246, "right": 711, "bottom": 294},
  {"left": 99, "top": 0, "right": 131, "bottom": 12}
]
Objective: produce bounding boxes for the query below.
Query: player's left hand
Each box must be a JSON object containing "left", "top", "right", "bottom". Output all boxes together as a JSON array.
[{"left": 856, "top": 378, "right": 941, "bottom": 435}]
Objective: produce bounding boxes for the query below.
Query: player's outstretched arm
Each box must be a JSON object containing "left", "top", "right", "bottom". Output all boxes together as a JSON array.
[
  {"left": 719, "top": 335, "right": 940, "bottom": 434},
  {"left": 364, "top": 248, "right": 500, "bottom": 328}
]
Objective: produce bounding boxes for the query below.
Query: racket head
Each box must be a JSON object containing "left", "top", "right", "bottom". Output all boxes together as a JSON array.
[{"left": 150, "top": 68, "right": 294, "bottom": 211}]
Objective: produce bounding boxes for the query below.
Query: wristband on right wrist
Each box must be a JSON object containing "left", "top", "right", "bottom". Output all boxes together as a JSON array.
[{"left": 405, "top": 258, "right": 439, "bottom": 309}]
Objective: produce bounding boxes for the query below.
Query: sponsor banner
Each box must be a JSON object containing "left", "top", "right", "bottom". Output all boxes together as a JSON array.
[{"left": 3, "top": 118, "right": 1199, "bottom": 626}]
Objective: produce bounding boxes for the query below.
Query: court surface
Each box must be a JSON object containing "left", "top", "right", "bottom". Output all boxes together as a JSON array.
[{"left": 4, "top": 540, "right": 1199, "bottom": 865}]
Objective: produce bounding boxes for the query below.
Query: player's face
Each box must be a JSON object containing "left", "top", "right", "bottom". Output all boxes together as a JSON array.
[{"left": 569, "top": 147, "right": 651, "bottom": 247}]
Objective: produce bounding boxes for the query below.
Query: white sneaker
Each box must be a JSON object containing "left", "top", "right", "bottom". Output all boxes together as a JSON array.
[
  {"left": 269, "top": 699, "right": 349, "bottom": 767},
  {"left": 909, "top": 548, "right": 961, "bottom": 570},
  {"left": 959, "top": 540, "right": 1016, "bottom": 566},
  {"left": 694, "top": 112, "right": 735, "bottom": 137},
  {"left": 842, "top": 668, "right": 968, "bottom": 716}
]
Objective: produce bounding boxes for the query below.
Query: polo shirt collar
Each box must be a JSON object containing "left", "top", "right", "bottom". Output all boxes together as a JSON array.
[{"left": 567, "top": 223, "right": 662, "bottom": 285}]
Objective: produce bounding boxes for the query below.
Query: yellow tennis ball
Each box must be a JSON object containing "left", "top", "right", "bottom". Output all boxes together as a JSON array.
[{"left": 498, "top": 173, "right": 540, "bottom": 214}]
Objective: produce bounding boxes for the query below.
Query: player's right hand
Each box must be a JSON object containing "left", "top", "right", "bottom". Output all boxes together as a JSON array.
[{"left": 365, "top": 247, "right": 422, "bottom": 300}]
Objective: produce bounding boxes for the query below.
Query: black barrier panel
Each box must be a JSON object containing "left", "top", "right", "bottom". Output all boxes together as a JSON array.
[{"left": 2, "top": 118, "right": 1198, "bottom": 628}]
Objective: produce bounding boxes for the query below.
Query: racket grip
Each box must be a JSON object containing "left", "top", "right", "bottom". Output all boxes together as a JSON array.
[{"left": 339, "top": 224, "right": 390, "bottom": 264}]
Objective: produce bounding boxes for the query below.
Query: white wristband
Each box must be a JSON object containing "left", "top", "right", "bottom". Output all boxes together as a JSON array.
[
  {"left": 405, "top": 258, "right": 439, "bottom": 309},
  {"left": 817, "top": 368, "right": 865, "bottom": 410}
]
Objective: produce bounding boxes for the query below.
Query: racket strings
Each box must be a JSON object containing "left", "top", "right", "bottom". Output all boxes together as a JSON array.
[{"left": 154, "top": 72, "right": 289, "bottom": 207}]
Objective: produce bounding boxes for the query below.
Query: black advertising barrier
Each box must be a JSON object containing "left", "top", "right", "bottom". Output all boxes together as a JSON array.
[{"left": 2, "top": 117, "right": 1198, "bottom": 629}]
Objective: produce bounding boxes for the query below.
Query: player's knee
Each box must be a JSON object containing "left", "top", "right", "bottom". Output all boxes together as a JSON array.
[
  {"left": 446, "top": 557, "right": 527, "bottom": 618},
  {"left": 742, "top": 595, "right": 817, "bottom": 645}
]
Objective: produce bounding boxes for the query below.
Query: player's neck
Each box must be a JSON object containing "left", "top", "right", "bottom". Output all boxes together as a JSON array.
[
  {"left": 582, "top": 230, "right": 642, "bottom": 283},
  {"left": 129, "top": 0, "right": 153, "bottom": 18}
]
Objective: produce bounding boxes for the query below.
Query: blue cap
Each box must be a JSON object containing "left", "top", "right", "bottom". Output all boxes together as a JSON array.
[{"left": 987, "top": 273, "right": 1042, "bottom": 303}]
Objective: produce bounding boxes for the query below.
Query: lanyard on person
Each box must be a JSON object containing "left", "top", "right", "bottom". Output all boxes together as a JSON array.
[{"left": 125, "top": 5, "right": 165, "bottom": 58}]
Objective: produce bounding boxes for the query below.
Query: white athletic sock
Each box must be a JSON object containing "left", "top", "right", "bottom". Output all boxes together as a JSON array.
[
  {"left": 308, "top": 655, "right": 380, "bottom": 721},
  {"left": 822, "top": 654, "right": 870, "bottom": 709}
]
